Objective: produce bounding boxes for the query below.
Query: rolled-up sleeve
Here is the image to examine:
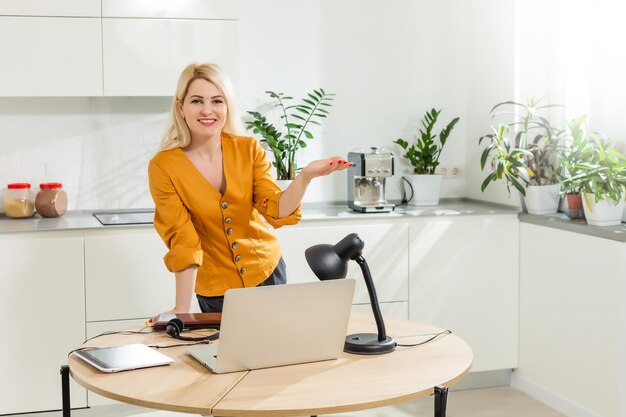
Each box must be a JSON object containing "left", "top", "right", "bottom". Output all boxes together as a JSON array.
[
  {"left": 250, "top": 141, "right": 302, "bottom": 228},
  {"left": 148, "top": 159, "right": 203, "bottom": 272}
]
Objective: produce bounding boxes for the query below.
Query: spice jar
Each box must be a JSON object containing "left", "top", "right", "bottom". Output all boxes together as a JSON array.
[
  {"left": 35, "top": 183, "right": 68, "bottom": 218},
  {"left": 3, "top": 183, "right": 35, "bottom": 218}
]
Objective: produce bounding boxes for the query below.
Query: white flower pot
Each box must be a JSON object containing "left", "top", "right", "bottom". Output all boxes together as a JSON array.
[
  {"left": 524, "top": 183, "right": 561, "bottom": 215},
  {"left": 402, "top": 174, "right": 443, "bottom": 206},
  {"left": 582, "top": 192, "right": 625, "bottom": 226},
  {"left": 275, "top": 179, "right": 292, "bottom": 191}
]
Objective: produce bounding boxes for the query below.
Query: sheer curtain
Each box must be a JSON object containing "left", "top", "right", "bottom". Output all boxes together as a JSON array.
[{"left": 519, "top": 0, "right": 626, "bottom": 148}]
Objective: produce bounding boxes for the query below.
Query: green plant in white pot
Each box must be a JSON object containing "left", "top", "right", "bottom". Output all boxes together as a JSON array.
[
  {"left": 567, "top": 136, "right": 626, "bottom": 226},
  {"left": 245, "top": 89, "right": 335, "bottom": 184},
  {"left": 393, "top": 108, "right": 459, "bottom": 206},
  {"left": 479, "top": 97, "right": 564, "bottom": 214}
]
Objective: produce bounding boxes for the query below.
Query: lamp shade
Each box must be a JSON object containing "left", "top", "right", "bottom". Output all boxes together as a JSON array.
[{"left": 305, "top": 233, "right": 364, "bottom": 280}]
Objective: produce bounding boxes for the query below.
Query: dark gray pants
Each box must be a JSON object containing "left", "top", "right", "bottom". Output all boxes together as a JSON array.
[{"left": 196, "top": 257, "right": 287, "bottom": 313}]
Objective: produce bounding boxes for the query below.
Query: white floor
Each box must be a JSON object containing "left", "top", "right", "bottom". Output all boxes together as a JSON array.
[{"left": 18, "top": 386, "right": 566, "bottom": 417}]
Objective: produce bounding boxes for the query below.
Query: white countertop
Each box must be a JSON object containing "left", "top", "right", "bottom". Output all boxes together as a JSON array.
[
  {"left": 0, "top": 199, "right": 518, "bottom": 234},
  {"left": 2, "top": 199, "right": 625, "bottom": 242}
]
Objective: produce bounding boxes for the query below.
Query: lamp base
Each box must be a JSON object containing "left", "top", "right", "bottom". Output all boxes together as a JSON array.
[{"left": 344, "top": 333, "right": 396, "bottom": 355}]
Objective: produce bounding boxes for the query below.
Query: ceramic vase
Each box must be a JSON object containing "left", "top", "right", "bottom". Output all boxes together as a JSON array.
[
  {"left": 275, "top": 179, "right": 292, "bottom": 191},
  {"left": 402, "top": 174, "right": 443, "bottom": 206},
  {"left": 524, "top": 183, "right": 561, "bottom": 215},
  {"left": 582, "top": 192, "right": 625, "bottom": 226}
]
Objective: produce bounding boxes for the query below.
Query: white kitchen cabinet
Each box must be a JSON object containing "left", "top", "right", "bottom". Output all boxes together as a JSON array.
[
  {"left": 102, "top": 0, "right": 238, "bottom": 19},
  {"left": 514, "top": 223, "right": 625, "bottom": 417},
  {"left": 273, "top": 221, "right": 409, "bottom": 307},
  {"left": 0, "top": 0, "right": 99, "bottom": 17},
  {"left": 0, "top": 1, "right": 238, "bottom": 97},
  {"left": 352, "top": 301, "right": 408, "bottom": 320},
  {"left": 0, "top": 16, "right": 103, "bottom": 96},
  {"left": 0, "top": 231, "right": 86, "bottom": 414},
  {"left": 84, "top": 228, "right": 198, "bottom": 322},
  {"left": 102, "top": 18, "right": 239, "bottom": 96},
  {"left": 408, "top": 215, "right": 519, "bottom": 372}
]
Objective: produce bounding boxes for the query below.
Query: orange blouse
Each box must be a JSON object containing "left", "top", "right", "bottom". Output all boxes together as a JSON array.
[{"left": 148, "top": 133, "right": 301, "bottom": 297}]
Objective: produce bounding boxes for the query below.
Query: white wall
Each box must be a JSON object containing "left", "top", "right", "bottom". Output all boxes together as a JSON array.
[{"left": 1, "top": 0, "right": 519, "bottom": 211}]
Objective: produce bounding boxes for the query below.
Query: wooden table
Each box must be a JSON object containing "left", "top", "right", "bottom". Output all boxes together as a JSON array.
[{"left": 64, "top": 314, "right": 473, "bottom": 417}]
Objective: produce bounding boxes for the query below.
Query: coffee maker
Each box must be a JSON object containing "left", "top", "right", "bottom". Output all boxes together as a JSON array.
[{"left": 347, "top": 147, "right": 395, "bottom": 213}]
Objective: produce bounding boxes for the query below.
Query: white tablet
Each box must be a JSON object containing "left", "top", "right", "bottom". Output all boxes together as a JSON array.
[{"left": 72, "top": 343, "right": 174, "bottom": 373}]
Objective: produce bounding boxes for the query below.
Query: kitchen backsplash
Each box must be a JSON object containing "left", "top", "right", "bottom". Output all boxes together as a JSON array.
[{"left": 0, "top": 97, "right": 169, "bottom": 212}]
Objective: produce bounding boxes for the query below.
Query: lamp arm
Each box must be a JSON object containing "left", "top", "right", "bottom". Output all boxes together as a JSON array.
[{"left": 355, "top": 255, "right": 388, "bottom": 342}]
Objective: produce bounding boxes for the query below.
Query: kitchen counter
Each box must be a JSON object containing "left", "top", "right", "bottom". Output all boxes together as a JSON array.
[
  {"left": 519, "top": 212, "right": 626, "bottom": 243},
  {"left": 2, "top": 200, "right": 625, "bottom": 242},
  {"left": 0, "top": 199, "right": 517, "bottom": 234}
]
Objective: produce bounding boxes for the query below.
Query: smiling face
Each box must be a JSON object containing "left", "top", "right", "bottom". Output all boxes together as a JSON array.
[{"left": 178, "top": 78, "right": 228, "bottom": 141}]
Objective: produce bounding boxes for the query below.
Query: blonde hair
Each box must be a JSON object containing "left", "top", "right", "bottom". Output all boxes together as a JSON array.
[{"left": 160, "top": 63, "right": 244, "bottom": 150}]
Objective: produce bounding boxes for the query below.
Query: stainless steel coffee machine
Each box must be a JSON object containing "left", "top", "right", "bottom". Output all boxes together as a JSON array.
[{"left": 347, "top": 147, "right": 395, "bottom": 213}]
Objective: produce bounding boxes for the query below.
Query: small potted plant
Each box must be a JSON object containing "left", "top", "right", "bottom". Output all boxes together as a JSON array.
[
  {"left": 558, "top": 115, "right": 595, "bottom": 219},
  {"left": 393, "top": 108, "right": 459, "bottom": 205},
  {"left": 568, "top": 136, "right": 626, "bottom": 226},
  {"left": 245, "top": 89, "right": 335, "bottom": 186},
  {"left": 479, "top": 97, "right": 563, "bottom": 214}
]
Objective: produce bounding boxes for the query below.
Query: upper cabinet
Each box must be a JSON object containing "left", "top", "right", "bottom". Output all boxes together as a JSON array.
[
  {"left": 0, "top": 0, "right": 238, "bottom": 97},
  {"left": 102, "top": 0, "right": 238, "bottom": 19},
  {"left": 0, "top": 16, "right": 103, "bottom": 96},
  {"left": 0, "top": 0, "right": 100, "bottom": 17},
  {"left": 103, "top": 18, "right": 238, "bottom": 96}
]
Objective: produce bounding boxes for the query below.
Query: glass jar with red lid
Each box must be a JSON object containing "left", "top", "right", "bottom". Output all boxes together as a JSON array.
[
  {"left": 3, "top": 183, "right": 35, "bottom": 218},
  {"left": 35, "top": 182, "right": 68, "bottom": 218}
]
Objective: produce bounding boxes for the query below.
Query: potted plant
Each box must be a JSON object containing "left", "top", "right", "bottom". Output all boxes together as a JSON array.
[
  {"left": 479, "top": 97, "right": 563, "bottom": 214},
  {"left": 558, "top": 115, "right": 595, "bottom": 219},
  {"left": 245, "top": 89, "right": 335, "bottom": 185},
  {"left": 568, "top": 136, "right": 626, "bottom": 226},
  {"left": 393, "top": 108, "right": 459, "bottom": 205}
]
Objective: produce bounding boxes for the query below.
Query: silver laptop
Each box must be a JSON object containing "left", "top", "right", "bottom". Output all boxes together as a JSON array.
[{"left": 187, "top": 279, "right": 355, "bottom": 374}]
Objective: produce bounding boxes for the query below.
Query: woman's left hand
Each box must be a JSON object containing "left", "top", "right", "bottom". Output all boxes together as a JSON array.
[{"left": 301, "top": 156, "right": 352, "bottom": 181}]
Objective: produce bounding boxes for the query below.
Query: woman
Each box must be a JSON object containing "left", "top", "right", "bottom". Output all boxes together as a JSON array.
[{"left": 148, "top": 63, "right": 349, "bottom": 313}]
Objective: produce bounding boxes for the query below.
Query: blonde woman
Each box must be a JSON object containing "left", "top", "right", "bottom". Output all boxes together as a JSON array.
[{"left": 148, "top": 63, "right": 349, "bottom": 313}]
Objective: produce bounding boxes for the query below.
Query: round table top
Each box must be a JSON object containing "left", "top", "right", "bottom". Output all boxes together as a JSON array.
[{"left": 69, "top": 314, "right": 473, "bottom": 416}]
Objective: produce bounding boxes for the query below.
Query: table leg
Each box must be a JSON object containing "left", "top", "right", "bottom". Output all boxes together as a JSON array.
[
  {"left": 61, "top": 365, "right": 71, "bottom": 417},
  {"left": 434, "top": 385, "right": 448, "bottom": 417}
]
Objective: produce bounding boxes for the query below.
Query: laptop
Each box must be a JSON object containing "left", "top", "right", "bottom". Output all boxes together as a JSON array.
[{"left": 187, "top": 279, "right": 355, "bottom": 374}]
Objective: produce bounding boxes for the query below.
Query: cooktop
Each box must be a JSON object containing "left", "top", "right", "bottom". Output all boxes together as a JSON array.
[{"left": 93, "top": 211, "right": 154, "bottom": 226}]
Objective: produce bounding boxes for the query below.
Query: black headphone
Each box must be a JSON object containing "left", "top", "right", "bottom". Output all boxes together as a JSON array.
[{"left": 165, "top": 318, "right": 220, "bottom": 342}]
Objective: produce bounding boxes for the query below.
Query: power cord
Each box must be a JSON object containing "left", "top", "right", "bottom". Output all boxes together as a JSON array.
[
  {"left": 394, "top": 330, "right": 452, "bottom": 348},
  {"left": 67, "top": 326, "right": 217, "bottom": 357}
]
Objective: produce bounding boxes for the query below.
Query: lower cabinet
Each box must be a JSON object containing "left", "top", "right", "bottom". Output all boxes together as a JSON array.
[
  {"left": 408, "top": 215, "right": 519, "bottom": 372},
  {"left": 0, "top": 231, "right": 86, "bottom": 415},
  {"left": 274, "top": 220, "right": 410, "bottom": 308},
  {"left": 515, "top": 223, "right": 625, "bottom": 417},
  {"left": 84, "top": 228, "right": 199, "bottom": 323}
]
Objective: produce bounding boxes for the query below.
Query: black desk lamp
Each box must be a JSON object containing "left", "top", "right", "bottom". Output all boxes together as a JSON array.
[{"left": 305, "top": 233, "right": 396, "bottom": 354}]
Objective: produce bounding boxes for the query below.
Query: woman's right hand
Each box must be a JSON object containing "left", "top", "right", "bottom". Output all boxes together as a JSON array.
[{"left": 146, "top": 307, "right": 188, "bottom": 327}]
